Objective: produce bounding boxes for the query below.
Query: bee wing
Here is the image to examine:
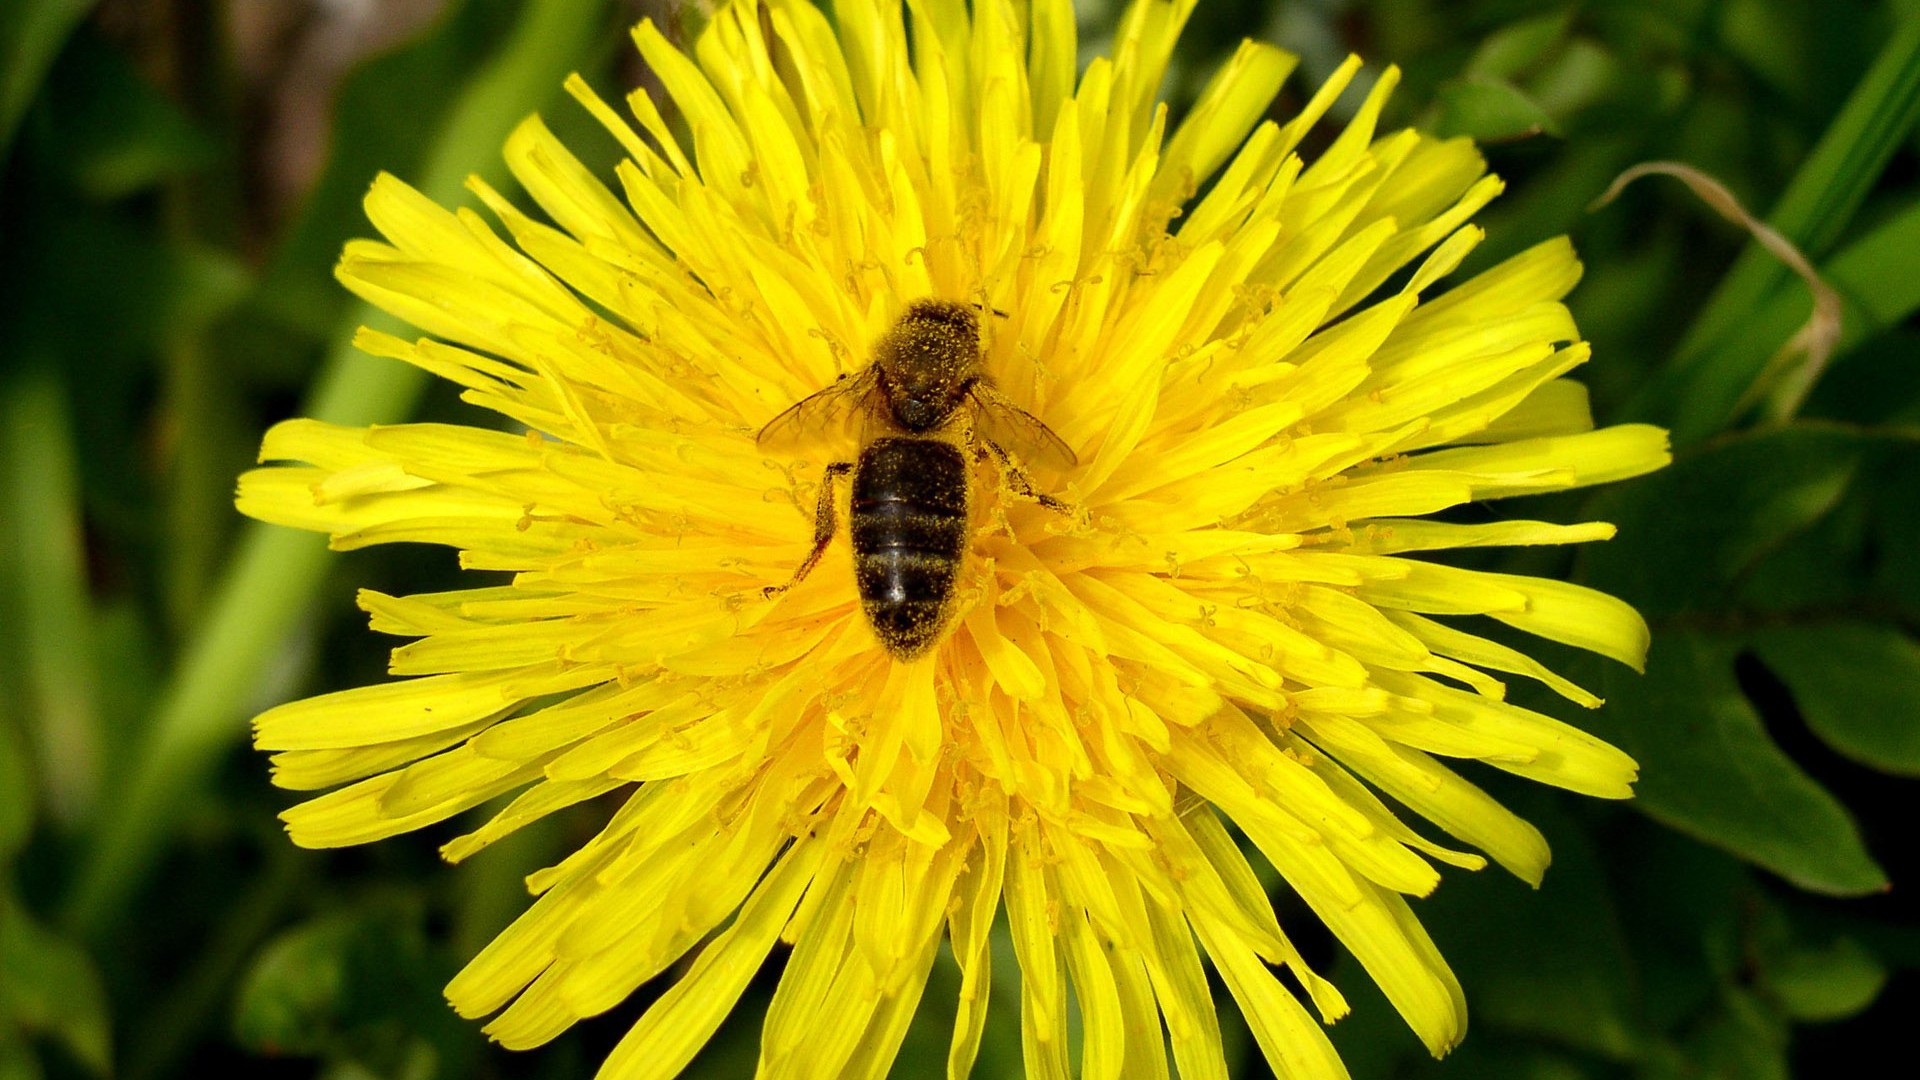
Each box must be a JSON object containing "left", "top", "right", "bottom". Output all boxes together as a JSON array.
[
  {"left": 756, "top": 367, "right": 882, "bottom": 455},
  {"left": 969, "top": 383, "right": 1078, "bottom": 470}
]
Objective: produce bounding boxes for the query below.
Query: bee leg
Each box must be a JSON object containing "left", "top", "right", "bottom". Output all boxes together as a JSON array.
[
  {"left": 978, "top": 437, "right": 1073, "bottom": 516},
  {"left": 765, "top": 461, "right": 853, "bottom": 598}
]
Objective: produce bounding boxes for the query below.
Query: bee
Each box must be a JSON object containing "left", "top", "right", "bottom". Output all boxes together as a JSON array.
[{"left": 757, "top": 298, "right": 1077, "bottom": 658}]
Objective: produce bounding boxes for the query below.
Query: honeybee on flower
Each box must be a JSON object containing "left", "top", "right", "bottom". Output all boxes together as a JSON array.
[{"left": 238, "top": 0, "right": 1669, "bottom": 1076}]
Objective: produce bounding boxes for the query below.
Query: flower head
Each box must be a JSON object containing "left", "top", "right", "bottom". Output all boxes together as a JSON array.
[{"left": 238, "top": 0, "right": 1669, "bottom": 1076}]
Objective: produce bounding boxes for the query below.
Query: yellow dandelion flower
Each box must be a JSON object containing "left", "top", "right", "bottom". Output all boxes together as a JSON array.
[{"left": 237, "top": 0, "right": 1670, "bottom": 1076}]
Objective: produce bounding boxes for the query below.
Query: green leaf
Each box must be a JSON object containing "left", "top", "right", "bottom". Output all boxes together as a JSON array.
[
  {"left": 232, "top": 906, "right": 458, "bottom": 1069},
  {"left": 1465, "top": 12, "right": 1573, "bottom": 81},
  {"left": 0, "top": 722, "right": 29, "bottom": 863},
  {"left": 1679, "top": 987, "right": 1791, "bottom": 1080},
  {"left": 1792, "top": 197, "right": 1920, "bottom": 381},
  {"left": 1431, "top": 76, "right": 1561, "bottom": 141},
  {"left": 1579, "top": 426, "right": 1865, "bottom": 619},
  {"left": 0, "top": 0, "right": 97, "bottom": 164},
  {"left": 1803, "top": 329, "right": 1920, "bottom": 427},
  {"left": 38, "top": 29, "right": 218, "bottom": 199},
  {"left": 1523, "top": 37, "right": 1626, "bottom": 129},
  {"left": 1604, "top": 822, "right": 1748, "bottom": 1036},
  {"left": 1750, "top": 623, "right": 1920, "bottom": 775},
  {"left": 1763, "top": 936, "right": 1887, "bottom": 1022},
  {"left": 1422, "top": 799, "right": 1642, "bottom": 1059},
  {"left": 1716, "top": 0, "right": 1815, "bottom": 102},
  {"left": 1590, "top": 631, "right": 1887, "bottom": 896},
  {"left": 1574, "top": 426, "right": 1899, "bottom": 896},
  {"left": 230, "top": 915, "right": 355, "bottom": 1057},
  {"left": 5, "top": 196, "right": 249, "bottom": 364},
  {"left": 0, "top": 1036, "right": 43, "bottom": 1080},
  {"left": 1866, "top": 449, "right": 1920, "bottom": 608},
  {"left": 0, "top": 896, "right": 110, "bottom": 1074},
  {"left": 1386, "top": 1040, "right": 1595, "bottom": 1080}
]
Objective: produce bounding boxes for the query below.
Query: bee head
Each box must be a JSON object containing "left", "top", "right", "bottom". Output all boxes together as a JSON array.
[
  {"left": 876, "top": 298, "right": 983, "bottom": 431},
  {"left": 903, "top": 298, "right": 979, "bottom": 333}
]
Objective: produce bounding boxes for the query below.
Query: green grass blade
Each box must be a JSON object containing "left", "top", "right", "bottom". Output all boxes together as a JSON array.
[
  {"left": 0, "top": 369, "right": 102, "bottom": 829},
  {"left": 1629, "top": 11, "right": 1920, "bottom": 440},
  {"left": 1676, "top": 10, "right": 1920, "bottom": 356},
  {"left": 1643, "top": 195, "right": 1920, "bottom": 444}
]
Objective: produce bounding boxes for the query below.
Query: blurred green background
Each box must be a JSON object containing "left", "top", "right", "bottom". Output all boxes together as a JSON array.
[{"left": 3, "top": 0, "right": 1918, "bottom": 1077}]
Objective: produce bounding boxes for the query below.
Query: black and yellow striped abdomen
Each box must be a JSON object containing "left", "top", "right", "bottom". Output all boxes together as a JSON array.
[{"left": 851, "top": 437, "right": 968, "bottom": 657}]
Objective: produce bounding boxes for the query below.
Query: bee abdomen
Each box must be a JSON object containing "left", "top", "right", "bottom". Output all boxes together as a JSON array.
[{"left": 851, "top": 438, "right": 968, "bottom": 657}]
